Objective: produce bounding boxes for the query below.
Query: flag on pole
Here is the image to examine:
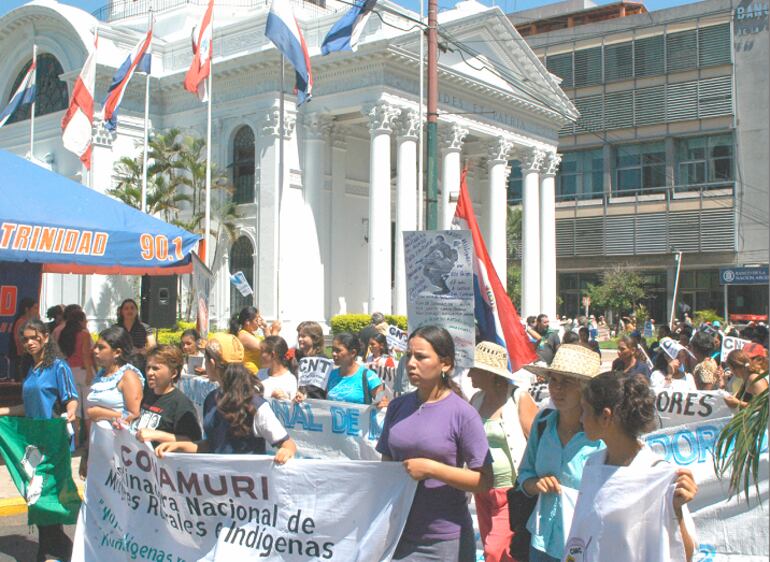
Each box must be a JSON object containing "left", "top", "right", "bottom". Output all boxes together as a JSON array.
[
  {"left": 321, "top": 0, "right": 378, "bottom": 54},
  {"left": 452, "top": 169, "right": 536, "bottom": 371},
  {"left": 0, "top": 417, "right": 81, "bottom": 526},
  {"left": 62, "top": 32, "right": 97, "bottom": 169},
  {"left": 102, "top": 27, "right": 153, "bottom": 132},
  {"left": 265, "top": 0, "right": 313, "bottom": 105},
  {"left": 0, "top": 60, "right": 36, "bottom": 128},
  {"left": 184, "top": 0, "right": 214, "bottom": 101}
]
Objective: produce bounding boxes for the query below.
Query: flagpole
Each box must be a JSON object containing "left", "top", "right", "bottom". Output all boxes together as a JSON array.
[
  {"left": 276, "top": 53, "right": 285, "bottom": 313},
  {"left": 204, "top": 62, "right": 213, "bottom": 268},
  {"left": 29, "top": 43, "right": 37, "bottom": 158},
  {"left": 417, "top": 0, "right": 424, "bottom": 230},
  {"left": 141, "top": 12, "right": 152, "bottom": 213}
]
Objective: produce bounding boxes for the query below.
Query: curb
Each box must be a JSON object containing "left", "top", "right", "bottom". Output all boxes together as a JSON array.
[{"left": 0, "top": 487, "right": 85, "bottom": 518}]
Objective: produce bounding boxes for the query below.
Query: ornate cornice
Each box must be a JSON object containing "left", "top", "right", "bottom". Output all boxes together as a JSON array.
[
  {"left": 542, "top": 153, "right": 562, "bottom": 177},
  {"left": 441, "top": 123, "right": 469, "bottom": 153},
  {"left": 396, "top": 109, "right": 420, "bottom": 141},
  {"left": 303, "top": 113, "right": 334, "bottom": 141},
  {"left": 520, "top": 147, "right": 547, "bottom": 173},
  {"left": 365, "top": 101, "right": 399, "bottom": 136},
  {"left": 487, "top": 137, "right": 514, "bottom": 164}
]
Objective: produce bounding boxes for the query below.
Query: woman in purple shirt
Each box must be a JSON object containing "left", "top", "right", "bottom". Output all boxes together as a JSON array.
[{"left": 377, "top": 325, "right": 492, "bottom": 562}]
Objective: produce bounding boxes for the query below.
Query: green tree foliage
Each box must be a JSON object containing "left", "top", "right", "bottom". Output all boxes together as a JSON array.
[
  {"left": 506, "top": 206, "right": 522, "bottom": 310},
  {"left": 587, "top": 265, "right": 646, "bottom": 319}
]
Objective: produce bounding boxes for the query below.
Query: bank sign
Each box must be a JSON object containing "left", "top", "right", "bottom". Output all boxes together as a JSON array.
[{"left": 719, "top": 266, "right": 769, "bottom": 285}]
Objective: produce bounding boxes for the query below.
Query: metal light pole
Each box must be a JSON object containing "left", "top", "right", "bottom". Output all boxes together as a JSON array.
[
  {"left": 425, "top": 0, "right": 438, "bottom": 230},
  {"left": 669, "top": 250, "right": 683, "bottom": 329}
]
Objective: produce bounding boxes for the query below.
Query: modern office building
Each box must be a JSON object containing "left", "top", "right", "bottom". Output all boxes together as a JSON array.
[{"left": 510, "top": 0, "right": 769, "bottom": 322}]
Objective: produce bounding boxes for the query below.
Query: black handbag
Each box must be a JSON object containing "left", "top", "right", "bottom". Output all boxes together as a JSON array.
[{"left": 507, "top": 409, "right": 553, "bottom": 562}]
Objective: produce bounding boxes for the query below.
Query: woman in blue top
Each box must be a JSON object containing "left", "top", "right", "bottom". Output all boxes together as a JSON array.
[
  {"left": 0, "top": 319, "right": 78, "bottom": 562},
  {"left": 325, "top": 332, "right": 388, "bottom": 407},
  {"left": 518, "top": 344, "right": 605, "bottom": 562}
]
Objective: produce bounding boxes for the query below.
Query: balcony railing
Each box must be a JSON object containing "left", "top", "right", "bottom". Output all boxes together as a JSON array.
[{"left": 92, "top": 0, "right": 329, "bottom": 22}]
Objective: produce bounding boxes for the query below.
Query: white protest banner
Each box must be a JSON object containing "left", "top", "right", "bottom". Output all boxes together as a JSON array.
[
  {"left": 530, "top": 386, "right": 736, "bottom": 430},
  {"left": 269, "top": 398, "right": 384, "bottom": 461},
  {"left": 230, "top": 271, "right": 253, "bottom": 297},
  {"left": 720, "top": 336, "right": 751, "bottom": 363},
  {"left": 660, "top": 337, "right": 686, "bottom": 360},
  {"left": 403, "top": 230, "right": 475, "bottom": 368},
  {"left": 643, "top": 417, "right": 769, "bottom": 562},
  {"left": 297, "top": 357, "right": 335, "bottom": 390},
  {"left": 73, "top": 423, "right": 416, "bottom": 562},
  {"left": 386, "top": 324, "right": 408, "bottom": 353},
  {"left": 192, "top": 253, "right": 212, "bottom": 338}
]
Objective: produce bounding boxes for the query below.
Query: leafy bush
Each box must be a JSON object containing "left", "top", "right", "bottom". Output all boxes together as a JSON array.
[
  {"left": 330, "top": 314, "right": 407, "bottom": 335},
  {"left": 694, "top": 309, "right": 724, "bottom": 325},
  {"left": 156, "top": 320, "right": 198, "bottom": 346}
]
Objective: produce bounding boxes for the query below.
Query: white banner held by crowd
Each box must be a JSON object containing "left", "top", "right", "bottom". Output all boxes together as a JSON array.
[
  {"left": 297, "top": 357, "right": 335, "bottom": 390},
  {"left": 720, "top": 336, "right": 751, "bottom": 363},
  {"left": 230, "top": 271, "right": 253, "bottom": 297},
  {"left": 73, "top": 423, "right": 416, "bottom": 562},
  {"left": 269, "top": 398, "right": 384, "bottom": 461},
  {"left": 403, "top": 230, "right": 475, "bottom": 368}
]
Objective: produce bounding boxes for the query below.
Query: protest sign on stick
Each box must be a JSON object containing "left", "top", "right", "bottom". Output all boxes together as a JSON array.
[
  {"left": 297, "top": 357, "right": 335, "bottom": 390},
  {"left": 720, "top": 336, "right": 751, "bottom": 363}
]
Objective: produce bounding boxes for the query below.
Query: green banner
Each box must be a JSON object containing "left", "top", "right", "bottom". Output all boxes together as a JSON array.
[{"left": 0, "top": 417, "right": 81, "bottom": 525}]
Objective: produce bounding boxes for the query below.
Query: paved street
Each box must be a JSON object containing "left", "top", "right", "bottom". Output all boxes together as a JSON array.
[{"left": 0, "top": 514, "right": 76, "bottom": 561}]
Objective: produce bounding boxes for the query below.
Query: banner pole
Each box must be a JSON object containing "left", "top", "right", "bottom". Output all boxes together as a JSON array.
[
  {"left": 276, "top": 54, "right": 285, "bottom": 313},
  {"left": 29, "top": 43, "right": 37, "bottom": 158}
]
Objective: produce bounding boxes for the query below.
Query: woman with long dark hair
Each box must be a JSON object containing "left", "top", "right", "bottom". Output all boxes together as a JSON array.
[
  {"left": 377, "top": 325, "right": 492, "bottom": 562},
  {"left": 115, "top": 298, "right": 155, "bottom": 352},
  {"left": 257, "top": 336, "right": 298, "bottom": 400},
  {"left": 611, "top": 335, "right": 651, "bottom": 378},
  {"left": 295, "top": 321, "right": 328, "bottom": 399},
  {"left": 566, "top": 373, "right": 698, "bottom": 561},
  {"left": 8, "top": 297, "right": 38, "bottom": 380},
  {"left": 325, "top": 332, "right": 386, "bottom": 406},
  {"left": 0, "top": 319, "right": 78, "bottom": 561},
  {"left": 58, "top": 309, "right": 94, "bottom": 446},
  {"left": 86, "top": 326, "right": 144, "bottom": 424},
  {"left": 156, "top": 333, "right": 296, "bottom": 461},
  {"left": 229, "top": 306, "right": 280, "bottom": 374}
]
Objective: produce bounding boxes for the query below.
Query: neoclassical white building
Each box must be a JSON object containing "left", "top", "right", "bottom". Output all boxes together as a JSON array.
[{"left": 0, "top": 0, "right": 576, "bottom": 331}]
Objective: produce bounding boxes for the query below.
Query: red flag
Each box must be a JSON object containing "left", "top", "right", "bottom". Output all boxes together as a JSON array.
[
  {"left": 453, "top": 169, "right": 536, "bottom": 370},
  {"left": 184, "top": 0, "right": 214, "bottom": 101},
  {"left": 62, "top": 33, "right": 97, "bottom": 168}
]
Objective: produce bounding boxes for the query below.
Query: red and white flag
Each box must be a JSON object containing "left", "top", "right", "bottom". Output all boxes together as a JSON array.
[
  {"left": 61, "top": 32, "right": 97, "bottom": 168},
  {"left": 184, "top": 0, "right": 214, "bottom": 101},
  {"left": 452, "top": 169, "right": 536, "bottom": 371}
]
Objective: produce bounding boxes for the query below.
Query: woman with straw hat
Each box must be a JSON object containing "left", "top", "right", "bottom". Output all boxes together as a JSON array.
[
  {"left": 517, "top": 345, "right": 605, "bottom": 562},
  {"left": 469, "top": 342, "right": 538, "bottom": 562}
]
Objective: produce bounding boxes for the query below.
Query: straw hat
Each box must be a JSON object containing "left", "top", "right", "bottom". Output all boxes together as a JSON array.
[
  {"left": 524, "top": 344, "right": 601, "bottom": 381},
  {"left": 471, "top": 341, "right": 515, "bottom": 382}
]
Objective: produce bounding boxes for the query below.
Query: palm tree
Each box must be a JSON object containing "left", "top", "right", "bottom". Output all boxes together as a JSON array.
[{"left": 713, "top": 375, "right": 768, "bottom": 504}]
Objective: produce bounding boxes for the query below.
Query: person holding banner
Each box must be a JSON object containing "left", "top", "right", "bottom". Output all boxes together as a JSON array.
[
  {"left": 156, "top": 333, "right": 296, "bottom": 462},
  {"left": 180, "top": 328, "right": 206, "bottom": 376},
  {"left": 611, "top": 336, "right": 651, "bottom": 379},
  {"left": 650, "top": 351, "right": 696, "bottom": 391},
  {"left": 0, "top": 319, "right": 78, "bottom": 562},
  {"left": 565, "top": 372, "right": 698, "bottom": 562},
  {"left": 723, "top": 349, "right": 769, "bottom": 409},
  {"left": 58, "top": 309, "right": 94, "bottom": 446},
  {"left": 257, "top": 336, "right": 298, "bottom": 400},
  {"left": 518, "top": 345, "right": 605, "bottom": 562},
  {"left": 295, "top": 321, "right": 328, "bottom": 399},
  {"left": 468, "top": 342, "right": 538, "bottom": 562},
  {"left": 366, "top": 333, "right": 397, "bottom": 392},
  {"left": 134, "top": 345, "right": 201, "bottom": 445},
  {"left": 324, "top": 333, "right": 387, "bottom": 407},
  {"left": 377, "top": 325, "right": 493, "bottom": 562}
]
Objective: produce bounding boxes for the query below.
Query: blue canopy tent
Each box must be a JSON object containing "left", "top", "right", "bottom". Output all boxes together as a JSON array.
[{"left": 0, "top": 150, "right": 200, "bottom": 274}]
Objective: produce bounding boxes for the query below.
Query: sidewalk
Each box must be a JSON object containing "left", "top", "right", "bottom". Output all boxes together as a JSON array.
[{"left": 0, "top": 452, "right": 84, "bottom": 517}]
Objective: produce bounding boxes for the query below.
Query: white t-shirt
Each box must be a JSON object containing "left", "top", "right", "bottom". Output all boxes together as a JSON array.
[
  {"left": 257, "top": 369, "right": 298, "bottom": 399},
  {"left": 650, "top": 370, "right": 697, "bottom": 392},
  {"left": 563, "top": 446, "right": 696, "bottom": 562}
]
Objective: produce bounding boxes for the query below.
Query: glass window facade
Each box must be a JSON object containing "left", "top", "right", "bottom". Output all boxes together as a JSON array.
[
  {"left": 232, "top": 126, "right": 255, "bottom": 204},
  {"left": 557, "top": 149, "right": 604, "bottom": 201},
  {"left": 676, "top": 134, "right": 734, "bottom": 189},
  {"left": 615, "top": 142, "right": 666, "bottom": 195},
  {"left": 507, "top": 160, "right": 522, "bottom": 204}
]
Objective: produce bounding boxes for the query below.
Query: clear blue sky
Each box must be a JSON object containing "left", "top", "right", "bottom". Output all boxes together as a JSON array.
[{"left": 1, "top": 0, "right": 701, "bottom": 20}]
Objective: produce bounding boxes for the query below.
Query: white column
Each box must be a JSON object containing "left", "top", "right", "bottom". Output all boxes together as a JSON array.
[
  {"left": 487, "top": 137, "right": 514, "bottom": 289},
  {"left": 302, "top": 114, "right": 332, "bottom": 234},
  {"left": 540, "top": 153, "right": 561, "bottom": 321},
  {"left": 366, "top": 101, "right": 399, "bottom": 314},
  {"left": 520, "top": 148, "right": 546, "bottom": 319},
  {"left": 394, "top": 109, "right": 420, "bottom": 316},
  {"left": 439, "top": 123, "right": 468, "bottom": 229},
  {"left": 329, "top": 126, "right": 348, "bottom": 316}
]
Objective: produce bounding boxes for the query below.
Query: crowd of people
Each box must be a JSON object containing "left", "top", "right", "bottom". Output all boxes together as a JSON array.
[{"left": 0, "top": 300, "right": 767, "bottom": 562}]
